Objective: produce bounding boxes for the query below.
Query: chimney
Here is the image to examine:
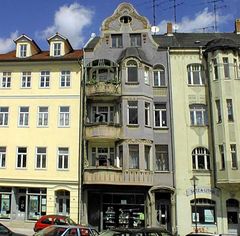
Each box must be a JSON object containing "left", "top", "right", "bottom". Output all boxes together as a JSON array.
[
  {"left": 167, "top": 22, "right": 173, "bottom": 36},
  {"left": 235, "top": 19, "right": 240, "bottom": 34}
]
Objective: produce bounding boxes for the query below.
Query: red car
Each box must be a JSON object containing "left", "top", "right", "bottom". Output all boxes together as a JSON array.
[{"left": 33, "top": 214, "right": 77, "bottom": 232}]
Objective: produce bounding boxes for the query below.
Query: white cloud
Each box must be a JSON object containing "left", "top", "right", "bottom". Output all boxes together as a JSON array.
[
  {"left": 158, "top": 8, "right": 230, "bottom": 33},
  {"left": 36, "top": 3, "right": 93, "bottom": 48},
  {"left": 0, "top": 31, "right": 18, "bottom": 53}
]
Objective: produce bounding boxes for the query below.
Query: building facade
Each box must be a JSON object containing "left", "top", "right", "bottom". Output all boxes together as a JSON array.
[
  {"left": 82, "top": 3, "right": 175, "bottom": 233},
  {"left": 0, "top": 34, "right": 83, "bottom": 223}
]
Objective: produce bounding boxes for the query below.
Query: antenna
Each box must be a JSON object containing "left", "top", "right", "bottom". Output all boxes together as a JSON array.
[
  {"left": 153, "top": 0, "right": 156, "bottom": 26},
  {"left": 169, "top": 0, "right": 184, "bottom": 32}
]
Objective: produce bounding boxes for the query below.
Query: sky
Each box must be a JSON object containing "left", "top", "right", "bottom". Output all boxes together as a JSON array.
[{"left": 0, "top": 0, "right": 239, "bottom": 53}]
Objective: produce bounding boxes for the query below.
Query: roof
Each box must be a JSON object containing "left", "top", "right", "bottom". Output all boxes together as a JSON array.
[
  {"left": 117, "top": 47, "right": 151, "bottom": 65},
  {"left": 84, "top": 36, "right": 100, "bottom": 50},
  {"left": 0, "top": 49, "right": 83, "bottom": 62}
]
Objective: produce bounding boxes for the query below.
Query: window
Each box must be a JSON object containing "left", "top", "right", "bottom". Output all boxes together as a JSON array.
[
  {"left": 130, "top": 34, "right": 141, "bottom": 47},
  {"left": 120, "top": 15, "right": 132, "bottom": 23},
  {"left": 212, "top": 59, "right": 218, "bottom": 80},
  {"left": 187, "top": 64, "right": 205, "bottom": 85},
  {"left": 126, "top": 60, "right": 138, "bottom": 83},
  {"left": 58, "top": 147, "right": 69, "bottom": 170},
  {"left": 17, "top": 147, "right": 27, "bottom": 168},
  {"left": 144, "top": 145, "right": 151, "bottom": 170},
  {"left": 53, "top": 43, "right": 61, "bottom": 56},
  {"left": 128, "top": 101, "right": 138, "bottom": 125},
  {"left": 192, "top": 147, "right": 210, "bottom": 170},
  {"left": 0, "top": 147, "right": 6, "bottom": 168},
  {"left": 92, "top": 147, "right": 114, "bottom": 166},
  {"left": 191, "top": 199, "right": 216, "bottom": 224},
  {"left": 21, "top": 72, "right": 31, "bottom": 88},
  {"left": 0, "top": 72, "right": 11, "bottom": 88},
  {"left": 0, "top": 107, "right": 9, "bottom": 126},
  {"left": 144, "top": 67, "right": 150, "bottom": 85},
  {"left": 129, "top": 144, "right": 139, "bottom": 169},
  {"left": 153, "top": 65, "right": 165, "bottom": 86},
  {"left": 60, "top": 71, "right": 71, "bottom": 87},
  {"left": 154, "top": 103, "right": 167, "bottom": 128},
  {"left": 92, "top": 105, "right": 114, "bottom": 123},
  {"left": 19, "top": 106, "right": 29, "bottom": 127},
  {"left": 155, "top": 145, "right": 169, "bottom": 171},
  {"left": 40, "top": 71, "right": 50, "bottom": 88},
  {"left": 36, "top": 147, "right": 47, "bottom": 169},
  {"left": 226, "top": 199, "right": 239, "bottom": 225},
  {"left": 190, "top": 104, "right": 208, "bottom": 126},
  {"left": 219, "top": 145, "right": 225, "bottom": 170},
  {"left": 145, "top": 102, "right": 150, "bottom": 126},
  {"left": 233, "top": 59, "right": 239, "bottom": 79},
  {"left": 226, "top": 99, "right": 234, "bottom": 121},
  {"left": 38, "top": 107, "right": 48, "bottom": 127},
  {"left": 111, "top": 34, "right": 123, "bottom": 48},
  {"left": 59, "top": 106, "right": 70, "bottom": 127},
  {"left": 215, "top": 100, "right": 221, "bottom": 123},
  {"left": 230, "top": 144, "right": 237, "bottom": 169},
  {"left": 223, "top": 57, "right": 230, "bottom": 78},
  {"left": 20, "top": 44, "right": 27, "bottom": 58}
]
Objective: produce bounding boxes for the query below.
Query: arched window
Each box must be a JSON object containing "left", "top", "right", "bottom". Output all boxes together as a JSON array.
[
  {"left": 189, "top": 104, "right": 208, "bottom": 126},
  {"left": 153, "top": 65, "right": 165, "bottom": 86},
  {"left": 190, "top": 198, "right": 215, "bottom": 224},
  {"left": 127, "top": 60, "right": 138, "bottom": 83},
  {"left": 192, "top": 147, "right": 210, "bottom": 170},
  {"left": 187, "top": 64, "right": 205, "bottom": 85}
]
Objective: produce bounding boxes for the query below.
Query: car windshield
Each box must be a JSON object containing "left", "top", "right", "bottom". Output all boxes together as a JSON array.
[
  {"left": 66, "top": 217, "right": 77, "bottom": 225},
  {"left": 37, "top": 226, "right": 66, "bottom": 236}
]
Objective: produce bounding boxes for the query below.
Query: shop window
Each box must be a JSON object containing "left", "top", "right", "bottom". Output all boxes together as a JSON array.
[
  {"left": 0, "top": 194, "right": 11, "bottom": 219},
  {"left": 192, "top": 147, "right": 210, "bottom": 170},
  {"left": 191, "top": 198, "right": 216, "bottom": 224}
]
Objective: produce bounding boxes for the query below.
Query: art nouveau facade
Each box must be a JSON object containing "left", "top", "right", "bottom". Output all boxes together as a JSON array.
[{"left": 0, "top": 34, "right": 83, "bottom": 223}]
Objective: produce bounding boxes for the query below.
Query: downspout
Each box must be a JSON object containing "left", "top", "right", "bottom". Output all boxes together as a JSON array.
[{"left": 167, "top": 47, "right": 177, "bottom": 235}]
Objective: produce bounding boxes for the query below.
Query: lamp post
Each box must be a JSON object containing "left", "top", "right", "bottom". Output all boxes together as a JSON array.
[{"left": 190, "top": 176, "right": 199, "bottom": 233}]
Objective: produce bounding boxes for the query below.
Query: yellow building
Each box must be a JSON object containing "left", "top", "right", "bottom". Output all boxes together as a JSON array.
[{"left": 0, "top": 34, "right": 82, "bottom": 223}]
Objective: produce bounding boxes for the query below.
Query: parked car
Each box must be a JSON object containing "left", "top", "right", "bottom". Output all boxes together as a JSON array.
[
  {"left": 33, "top": 225, "right": 99, "bottom": 236},
  {"left": 0, "top": 222, "right": 28, "bottom": 236},
  {"left": 33, "top": 214, "right": 77, "bottom": 232},
  {"left": 99, "top": 227, "right": 173, "bottom": 236},
  {"left": 186, "top": 233, "right": 219, "bottom": 236}
]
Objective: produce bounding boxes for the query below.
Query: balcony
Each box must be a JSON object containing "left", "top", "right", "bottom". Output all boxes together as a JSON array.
[
  {"left": 85, "top": 123, "right": 121, "bottom": 140},
  {"left": 83, "top": 167, "right": 153, "bottom": 186},
  {"left": 86, "top": 81, "right": 121, "bottom": 99}
]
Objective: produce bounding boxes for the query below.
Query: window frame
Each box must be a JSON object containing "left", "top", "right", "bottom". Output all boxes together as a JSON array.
[
  {"left": 219, "top": 145, "right": 225, "bottom": 170},
  {"left": 0, "top": 107, "right": 9, "bottom": 126},
  {"left": 37, "top": 106, "right": 49, "bottom": 127},
  {"left": 111, "top": 34, "right": 123, "bottom": 48},
  {"left": 130, "top": 33, "right": 141, "bottom": 47},
  {"left": 129, "top": 144, "right": 139, "bottom": 169},
  {"left": 16, "top": 147, "right": 27, "bottom": 169},
  {"left": 192, "top": 147, "right": 210, "bottom": 170},
  {"left": 145, "top": 102, "right": 150, "bottom": 126},
  {"left": 190, "top": 104, "right": 208, "bottom": 126},
  {"left": 127, "top": 101, "right": 138, "bottom": 125},
  {"left": 18, "top": 106, "right": 29, "bottom": 127},
  {"left": 53, "top": 43, "right": 61, "bottom": 56},
  {"left": 59, "top": 106, "right": 70, "bottom": 127},
  {"left": 212, "top": 58, "right": 218, "bottom": 80},
  {"left": 187, "top": 64, "right": 205, "bottom": 85},
  {"left": 223, "top": 57, "right": 230, "bottom": 79},
  {"left": 126, "top": 60, "right": 138, "bottom": 83},
  {"left": 154, "top": 103, "right": 167, "bottom": 128},
  {"left": 226, "top": 99, "right": 234, "bottom": 122},
  {"left": 57, "top": 147, "right": 69, "bottom": 170},
  {"left": 20, "top": 44, "right": 27, "bottom": 58},
  {"left": 40, "top": 71, "right": 50, "bottom": 88},
  {"left": 60, "top": 71, "right": 71, "bottom": 87},
  {"left": 36, "top": 147, "right": 47, "bottom": 169},
  {"left": 155, "top": 145, "right": 169, "bottom": 171},
  {"left": 0, "top": 147, "right": 6, "bottom": 168},
  {"left": 92, "top": 105, "right": 114, "bottom": 123},
  {"left": 153, "top": 65, "right": 166, "bottom": 87},
  {"left": 21, "top": 71, "right": 31, "bottom": 88},
  {"left": 230, "top": 144, "right": 238, "bottom": 169},
  {"left": 0, "top": 72, "right": 11, "bottom": 88},
  {"left": 215, "top": 99, "right": 222, "bottom": 123}
]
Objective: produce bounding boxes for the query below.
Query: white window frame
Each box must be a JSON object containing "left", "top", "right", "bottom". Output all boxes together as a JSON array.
[
  {"left": 20, "top": 44, "right": 27, "bottom": 58},
  {"left": 219, "top": 145, "right": 225, "bottom": 170},
  {"left": 223, "top": 57, "right": 230, "bottom": 79},
  {"left": 130, "top": 33, "right": 141, "bottom": 47},
  {"left": 60, "top": 71, "right": 71, "bottom": 87},
  {"left": 18, "top": 106, "right": 29, "bottom": 127},
  {"left": 0, "top": 72, "right": 11, "bottom": 88},
  {"left": 36, "top": 147, "right": 47, "bottom": 169},
  {"left": 144, "top": 145, "right": 151, "bottom": 170},
  {"left": 144, "top": 67, "right": 150, "bottom": 85},
  {"left": 16, "top": 147, "right": 27, "bottom": 169},
  {"left": 111, "top": 34, "right": 123, "bottom": 48},
  {"left": 59, "top": 106, "right": 70, "bottom": 127},
  {"left": 40, "top": 71, "right": 50, "bottom": 88},
  {"left": 53, "top": 43, "right": 61, "bottom": 56},
  {"left": 92, "top": 105, "right": 114, "bottom": 123},
  {"left": 126, "top": 60, "right": 138, "bottom": 83},
  {"left": 37, "top": 106, "right": 48, "bottom": 127},
  {"left": 226, "top": 99, "right": 234, "bottom": 122},
  {"left": 155, "top": 145, "right": 169, "bottom": 171},
  {"left": 190, "top": 104, "right": 208, "bottom": 126},
  {"left": 233, "top": 58, "right": 239, "bottom": 79},
  {"left": 212, "top": 58, "right": 218, "bottom": 80},
  {"left": 230, "top": 144, "right": 238, "bottom": 169},
  {"left": 129, "top": 144, "right": 139, "bottom": 169},
  {"left": 145, "top": 102, "right": 150, "bottom": 126},
  {"left": 21, "top": 72, "right": 31, "bottom": 88},
  {"left": 154, "top": 103, "right": 167, "bottom": 128},
  {"left": 187, "top": 64, "right": 205, "bottom": 85},
  {"left": 215, "top": 100, "right": 222, "bottom": 123},
  {"left": 0, "top": 107, "right": 9, "bottom": 126},
  {"left": 192, "top": 147, "right": 210, "bottom": 170},
  {"left": 92, "top": 147, "right": 114, "bottom": 167},
  {"left": 127, "top": 101, "right": 138, "bottom": 125},
  {"left": 153, "top": 65, "right": 166, "bottom": 87},
  {"left": 57, "top": 147, "right": 69, "bottom": 170},
  {"left": 0, "top": 147, "right": 6, "bottom": 168}
]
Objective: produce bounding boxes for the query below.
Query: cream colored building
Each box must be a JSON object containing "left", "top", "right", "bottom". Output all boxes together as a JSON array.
[{"left": 0, "top": 34, "right": 82, "bottom": 223}]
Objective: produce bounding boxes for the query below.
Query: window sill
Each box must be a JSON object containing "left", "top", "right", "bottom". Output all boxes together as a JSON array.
[
  {"left": 155, "top": 170, "right": 170, "bottom": 173},
  {"left": 144, "top": 125, "right": 152, "bottom": 128},
  {"left": 153, "top": 86, "right": 167, "bottom": 88},
  {"left": 187, "top": 84, "right": 206, "bottom": 87},
  {"left": 127, "top": 124, "right": 139, "bottom": 128},
  {"left": 190, "top": 125, "right": 208, "bottom": 128},
  {"left": 125, "top": 82, "right": 139, "bottom": 85},
  {"left": 153, "top": 126, "right": 168, "bottom": 130}
]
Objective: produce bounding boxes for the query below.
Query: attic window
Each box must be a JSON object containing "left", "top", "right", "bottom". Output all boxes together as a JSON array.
[
  {"left": 20, "top": 44, "right": 27, "bottom": 58},
  {"left": 120, "top": 15, "right": 132, "bottom": 24},
  {"left": 53, "top": 43, "right": 61, "bottom": 56}
]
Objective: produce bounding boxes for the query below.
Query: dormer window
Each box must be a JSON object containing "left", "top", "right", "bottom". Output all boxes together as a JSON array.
[
  {"left": 20, "top": 44, "right": 27, "bottom": 58},
  {"left": 54, "top": 43, "right": 61, "bottom": 56}
]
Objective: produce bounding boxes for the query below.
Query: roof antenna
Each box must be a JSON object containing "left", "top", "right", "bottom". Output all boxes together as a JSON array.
[{"left": 169, "top": 0, "right": 184, "bottom": 32}]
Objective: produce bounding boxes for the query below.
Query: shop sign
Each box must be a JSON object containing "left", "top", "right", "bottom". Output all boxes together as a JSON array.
[{"left": 186, "top": 186, "right": 220, "bottom": 196}]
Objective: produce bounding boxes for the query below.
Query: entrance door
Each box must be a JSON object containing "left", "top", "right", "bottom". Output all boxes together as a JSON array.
[
  {"left": 157, "top": 202, "right": 169, "bottom": 227},
  {"left": 17, "top": 195, "right": 26, "bottom": 220},
  {"left": 226, "top": 199, "right": 239, "bottom": 235},
  {"left": 56, "top": 190, "right": 70, "bottom": 215}
]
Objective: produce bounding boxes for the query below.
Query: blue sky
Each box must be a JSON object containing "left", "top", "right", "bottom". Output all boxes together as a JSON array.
[{"left": 0, "top": 0, "right": 239, "bottom": 53}]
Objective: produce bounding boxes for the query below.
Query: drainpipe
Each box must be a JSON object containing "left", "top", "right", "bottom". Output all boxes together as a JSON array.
[{"left": 166, "top": 47, "right": 177, "bottom": 235}]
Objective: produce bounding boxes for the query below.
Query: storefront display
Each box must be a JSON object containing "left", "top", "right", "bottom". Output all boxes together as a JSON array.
[{"left": 0, "top": 194, "right": 11, "bottom": 219}]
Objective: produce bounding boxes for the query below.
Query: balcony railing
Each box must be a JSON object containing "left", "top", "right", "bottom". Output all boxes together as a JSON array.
[
  {"left": 83, "top": 167, "right": 153, "bottom": 186},
  {"left": 86, "top": 81, "right": 121, "bottom": 97},
  {"left": 85, "top": 123, "right": 121, "bottom": 140}
]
